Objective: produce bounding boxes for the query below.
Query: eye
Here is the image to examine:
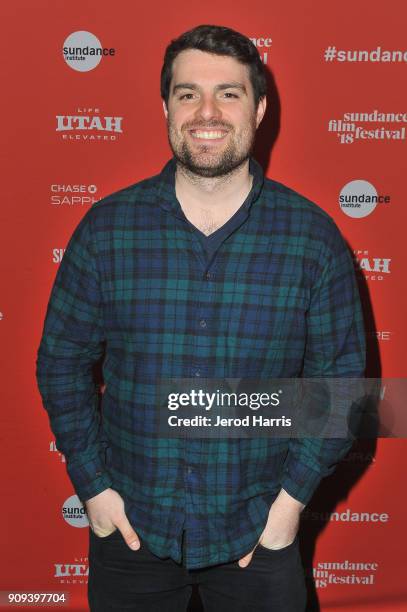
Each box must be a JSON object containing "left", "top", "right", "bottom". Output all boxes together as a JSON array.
[
  {"left": 223, "top": 92, "right": 239, "bottom": 98},
  {"left": 179, "top": 93, "right": 196, "bottom": 100}
]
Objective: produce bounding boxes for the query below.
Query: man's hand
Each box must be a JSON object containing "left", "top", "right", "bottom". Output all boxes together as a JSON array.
[
  {"left": 85, "top": 488, "right": 140, "bottom": 550},
  {"left": 238, "top": 489, "right": 305, "bottom": 568}
]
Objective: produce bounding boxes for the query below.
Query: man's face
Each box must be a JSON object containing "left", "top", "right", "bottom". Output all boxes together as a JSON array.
[{"left": 163, "top": 49, "right": 266, "bottom": 178}]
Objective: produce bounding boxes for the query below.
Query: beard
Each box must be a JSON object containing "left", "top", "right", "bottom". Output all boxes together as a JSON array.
[{"left": 167, "top": 118, "right": 257, "bottom": 178}]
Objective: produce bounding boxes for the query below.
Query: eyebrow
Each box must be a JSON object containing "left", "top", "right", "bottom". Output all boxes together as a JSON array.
[{"left": 172, "top": 82, "right": 248, "bottom": 95}]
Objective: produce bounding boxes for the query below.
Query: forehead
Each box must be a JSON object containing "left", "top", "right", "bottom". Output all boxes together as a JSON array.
[{"left": 170, "top": 49, "right": 251, "bottom": 87}]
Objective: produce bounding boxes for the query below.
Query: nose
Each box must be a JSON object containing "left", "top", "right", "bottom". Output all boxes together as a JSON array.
[{"left": 195, "top": 94, "right": 222, "bottom": 121}]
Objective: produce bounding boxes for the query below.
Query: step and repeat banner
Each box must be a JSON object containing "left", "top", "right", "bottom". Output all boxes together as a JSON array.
[{"left": 1, "top": 1, "right": 406, "bottom": 610}]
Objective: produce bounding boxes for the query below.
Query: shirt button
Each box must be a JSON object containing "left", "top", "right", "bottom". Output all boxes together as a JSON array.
[
  {"left": 187, "top": 467, "right": 193, "bottom": 474},
  {"left": 199, "top": 319, "right": 207, "bottom": 328},
  {"left": 194, "top": 370, "right": 201, "bottom": 377},
  {"left": 205, "top": 272, "right": 212, "bottom": 280}
]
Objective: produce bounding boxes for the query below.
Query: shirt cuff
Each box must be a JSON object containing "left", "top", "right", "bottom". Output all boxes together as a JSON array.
[
  {"left": 280, "top": 462, "right": 323, "bottom": 506},
  {"left": 67, "top": 455, "right": 113, "bottom": 504}
]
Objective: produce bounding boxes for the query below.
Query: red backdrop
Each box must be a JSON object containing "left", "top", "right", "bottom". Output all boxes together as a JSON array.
[{"left": 1, "top": 1, "right": 406, "bottom": 610}]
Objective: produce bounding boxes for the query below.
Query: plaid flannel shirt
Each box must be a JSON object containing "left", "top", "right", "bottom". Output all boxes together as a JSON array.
[{"left": 36, "top": 157, "right": 365, "bottom": 569}]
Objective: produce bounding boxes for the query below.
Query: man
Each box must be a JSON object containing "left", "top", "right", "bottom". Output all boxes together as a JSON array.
[{"left": 36, "top": 24, "right": 365, "bottom": 611}]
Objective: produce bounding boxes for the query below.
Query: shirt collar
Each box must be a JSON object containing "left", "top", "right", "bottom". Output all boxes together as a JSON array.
[{"left": 155, "top": 156, "right": 265, "bottom": 218}]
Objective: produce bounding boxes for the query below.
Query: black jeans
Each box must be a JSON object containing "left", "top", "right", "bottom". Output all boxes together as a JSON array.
[{"left": 88, "top": 528, "right": 307, "bottom": 611}]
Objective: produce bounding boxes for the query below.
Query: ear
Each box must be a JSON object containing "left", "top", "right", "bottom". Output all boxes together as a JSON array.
[
  {"left": 162, "top": 100, "right": 168, "bottom": 119},
  {"left": 255, "top": 96, "right": 267, "bottom": 129}
]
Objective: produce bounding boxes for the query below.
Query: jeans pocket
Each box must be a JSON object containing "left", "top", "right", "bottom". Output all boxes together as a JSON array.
[
  {"left": 256, "top": 534, "right": 298, "bottom": 554},
  {"left": 90, "top": 526, "right": 119, "bottom": 540}
]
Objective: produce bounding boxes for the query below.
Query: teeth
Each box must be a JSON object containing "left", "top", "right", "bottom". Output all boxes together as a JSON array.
[{"left": 192, "top": 131, "right": 225, "bottom": 139}]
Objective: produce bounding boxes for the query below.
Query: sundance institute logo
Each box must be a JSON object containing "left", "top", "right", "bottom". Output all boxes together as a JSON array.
[
  {"left": 339, "top": 180, "right": 390, "bottom": 218},
  {"left": 63, "top": 31, "right": 115, "bottom": 72},
  {"left": 62, "top": 494, "right": 89, "bottom": 528}
]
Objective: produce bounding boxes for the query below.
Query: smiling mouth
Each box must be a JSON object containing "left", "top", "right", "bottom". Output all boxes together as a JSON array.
[{"left": 189, "top": 129, "right": 228, "bottom": 140}]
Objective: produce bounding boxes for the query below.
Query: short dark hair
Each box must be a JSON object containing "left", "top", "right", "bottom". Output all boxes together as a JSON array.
[{"left": 161, "top": 24, "right": 267, "bottom": 108}]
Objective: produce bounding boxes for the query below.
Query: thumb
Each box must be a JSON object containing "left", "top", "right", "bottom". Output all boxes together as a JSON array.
[
  {"left": 238, "top": 546, "right": 256, "bottom": 568},
  {"left": 117, "top": 518, "right": 140, "bottom": 550}
]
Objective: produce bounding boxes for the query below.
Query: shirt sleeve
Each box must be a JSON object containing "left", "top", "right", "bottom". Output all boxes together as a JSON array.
[
  {"left": 280, "top": 220, "right": 366, "bottom": 506},
  {"left": 36, "top": 209, "right": 113, "bottom": 503}
]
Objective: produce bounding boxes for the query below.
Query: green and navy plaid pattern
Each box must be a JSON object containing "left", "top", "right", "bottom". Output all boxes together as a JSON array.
[{"left": 36, "top": 157, "right": 365, "bottom": 569}]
